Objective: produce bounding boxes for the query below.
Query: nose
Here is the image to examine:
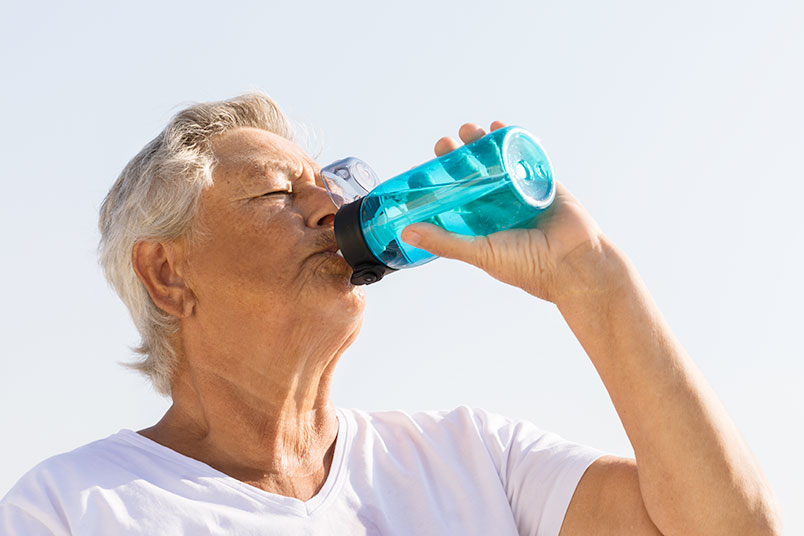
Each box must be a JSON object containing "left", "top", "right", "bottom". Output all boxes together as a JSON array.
[{"left": 302, "top": 173, "right": 337, "bottom": 229}]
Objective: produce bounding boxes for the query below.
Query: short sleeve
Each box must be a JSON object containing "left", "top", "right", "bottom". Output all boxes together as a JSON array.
[{"left": 471, "top": 407, "right": 607, "bottom": 536}]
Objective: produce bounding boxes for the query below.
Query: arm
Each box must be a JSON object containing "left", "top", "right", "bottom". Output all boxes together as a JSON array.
[
  {"left": 401, "top": 122, "right": 782, "bottom": 536},
  {"left": 554, "top": 235, "right": 780, "bottom": 535}
]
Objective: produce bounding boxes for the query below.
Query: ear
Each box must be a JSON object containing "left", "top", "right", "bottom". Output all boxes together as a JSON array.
[{"left": 132, "top": 240, "right": 196, "bottom": 319}]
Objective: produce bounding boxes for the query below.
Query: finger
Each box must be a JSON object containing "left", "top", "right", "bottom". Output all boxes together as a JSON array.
[
  {"left": 458, "top": 123, "right": 486, "bottom": 145},
  {"left": 434, "top": 136, "right": 461, "bottom": 157},
  {"left": 400, "top": 222, "right": 482, "bottom": 266},
  {"left": 490, "top": 120, "right": 507, "bottom": 131}
]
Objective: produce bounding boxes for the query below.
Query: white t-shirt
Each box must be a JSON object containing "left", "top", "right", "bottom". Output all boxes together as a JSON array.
[{"left": 0, "top": 406, "right": 606, "bottom": 535}]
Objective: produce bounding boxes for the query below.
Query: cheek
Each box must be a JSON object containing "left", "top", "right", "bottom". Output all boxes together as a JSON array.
[{"left": 187, "top": 210, "right": 304, "bottom": 299}]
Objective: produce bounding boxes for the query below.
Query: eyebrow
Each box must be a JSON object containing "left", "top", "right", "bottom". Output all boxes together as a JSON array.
[{"left": 244, "top": 158, "right": 303, "bottom": 183}]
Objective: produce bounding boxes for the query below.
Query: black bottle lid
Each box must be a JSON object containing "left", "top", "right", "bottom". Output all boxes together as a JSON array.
[{"left": 333, "top": 198, "right": 397, "bottom": 285}]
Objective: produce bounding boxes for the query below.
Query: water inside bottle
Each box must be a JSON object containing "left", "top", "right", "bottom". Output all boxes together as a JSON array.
[{"left": 360, "top": 171, "right": 543, "bottom": 269}]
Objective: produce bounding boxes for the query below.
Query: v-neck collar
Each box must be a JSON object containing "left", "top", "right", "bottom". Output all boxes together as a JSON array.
[{"left": 114, "top": 407, "right": 352, "bottom": 517}]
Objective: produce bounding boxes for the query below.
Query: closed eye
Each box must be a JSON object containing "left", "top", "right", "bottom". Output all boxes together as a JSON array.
[{"left": 259, "top": 190, "right": 293, "bottom": 198}]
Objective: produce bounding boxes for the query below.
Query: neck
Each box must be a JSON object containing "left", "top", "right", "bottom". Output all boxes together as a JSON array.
[{"left": 139, "top": 312, "right": 361, "bottom": 499}]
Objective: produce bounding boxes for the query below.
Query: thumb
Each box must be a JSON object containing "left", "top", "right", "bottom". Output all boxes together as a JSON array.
[{"left": 400, "top": 223, "right": 482, "bottom": 264}]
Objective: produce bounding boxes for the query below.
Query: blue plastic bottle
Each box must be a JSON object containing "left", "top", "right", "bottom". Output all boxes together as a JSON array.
[{"left": 321, "top": 126, "right": 554, "bottom": 285}]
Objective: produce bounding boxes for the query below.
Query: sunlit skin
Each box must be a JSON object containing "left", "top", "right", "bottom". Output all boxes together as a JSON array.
[
  {"left": 130, "top": 122, "right": 780, "bottom": 535},
  {"left": 133, "top": 128, "right": 363, "bottom": 500},
  {"left": 405, "top": 122, "right": 780, "bottom": 535}
]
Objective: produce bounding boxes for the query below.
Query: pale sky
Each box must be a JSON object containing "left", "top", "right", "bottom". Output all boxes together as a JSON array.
[{"left": 1, "top": 0, "right": 802, "bottom": 531}]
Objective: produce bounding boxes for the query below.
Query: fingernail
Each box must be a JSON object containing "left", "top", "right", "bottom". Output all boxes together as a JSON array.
[{"left": 402, "top": 230, "right": 421, "bottom": 247}]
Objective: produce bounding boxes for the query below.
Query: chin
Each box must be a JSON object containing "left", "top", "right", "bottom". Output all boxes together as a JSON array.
[
  {"left": 309, "top": 258, "right": 366, "bottom": 302},
  {"left": 304, "top": 280, "right": 365, "bottom": 328}
]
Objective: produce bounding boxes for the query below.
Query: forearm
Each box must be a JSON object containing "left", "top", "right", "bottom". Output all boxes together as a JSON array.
[{"left": 554, "top": 235, "right": 781, "bottom": 536}]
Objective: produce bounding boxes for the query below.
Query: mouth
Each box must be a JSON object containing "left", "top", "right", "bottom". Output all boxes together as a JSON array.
[
  {"left": 315, "top": 246, "right": 348, "bottom": 264},
  {"left": 313, "top": 236, "right": 344, "bottom": 256},
  {"left": 309, "top": 234, "right": 349, "bottom": 270},
  {"left": 317, "top": 244, "right": 343, "bottom": 256}
]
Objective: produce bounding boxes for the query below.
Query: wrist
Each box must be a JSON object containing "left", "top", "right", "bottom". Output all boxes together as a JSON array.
[{"left": 552, "top": 234, "right": 634, "bottom": 310}]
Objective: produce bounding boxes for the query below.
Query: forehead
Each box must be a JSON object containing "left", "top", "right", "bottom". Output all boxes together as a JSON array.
[{"left": 210, "top": 127, "right": 315, "bottom": 185}]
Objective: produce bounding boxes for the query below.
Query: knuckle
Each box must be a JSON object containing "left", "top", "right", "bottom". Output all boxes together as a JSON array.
[{"left": 474, "top": 236, "right": 498, "bottom": 269}]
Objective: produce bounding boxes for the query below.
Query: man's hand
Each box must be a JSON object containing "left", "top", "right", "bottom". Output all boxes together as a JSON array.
[{"left": 400, "top": 121, "right": 607, "bottom": 304}]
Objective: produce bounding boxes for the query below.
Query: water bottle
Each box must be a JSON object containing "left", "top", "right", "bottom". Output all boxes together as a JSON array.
[{"left": 321, "top": 126, "right": 555, "bottom": 285}]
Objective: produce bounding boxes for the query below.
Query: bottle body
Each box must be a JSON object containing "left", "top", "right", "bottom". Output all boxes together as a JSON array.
[{"left": 358, "top": 126, "right": 554, "bottom": 270}]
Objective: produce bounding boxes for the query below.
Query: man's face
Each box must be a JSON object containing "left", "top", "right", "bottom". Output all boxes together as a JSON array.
[{"left": 180, "top": 127, "right": 365, "bottom": 327}]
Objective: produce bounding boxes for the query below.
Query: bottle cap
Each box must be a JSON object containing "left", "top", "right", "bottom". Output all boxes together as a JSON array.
[{"left": 320, "top": 157, "right": 380, "bottom": 208}]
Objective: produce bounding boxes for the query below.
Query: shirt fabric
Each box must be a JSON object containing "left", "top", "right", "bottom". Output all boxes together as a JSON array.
[{"left": 0, "top": 406, "right": 607, "bottom": 535}]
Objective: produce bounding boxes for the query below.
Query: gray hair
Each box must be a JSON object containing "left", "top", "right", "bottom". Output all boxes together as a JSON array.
[{"left": 98, "top": 92, "right": 295, "bottom": 396}]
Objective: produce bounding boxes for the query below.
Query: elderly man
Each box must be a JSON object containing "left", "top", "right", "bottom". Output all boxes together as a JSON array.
[{"left": 0, "top": 93, "right": 781, "bottom": 535}]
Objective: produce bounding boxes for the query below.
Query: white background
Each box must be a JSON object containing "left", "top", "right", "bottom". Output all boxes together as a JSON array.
[{"left": 1, "top": 0, "right": 802, "bottom": 532}]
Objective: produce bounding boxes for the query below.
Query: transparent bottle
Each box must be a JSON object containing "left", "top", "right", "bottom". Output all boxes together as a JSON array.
[{"left": 321, "top": 126, "right": 555, "bottom": 285}]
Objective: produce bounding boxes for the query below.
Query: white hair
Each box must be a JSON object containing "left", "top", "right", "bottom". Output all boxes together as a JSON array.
[{"left": 98, "top": 92, "right": 295, "bottom": 396}]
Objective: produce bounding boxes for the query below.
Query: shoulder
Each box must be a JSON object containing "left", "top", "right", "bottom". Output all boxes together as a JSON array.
[
  {"left": 8, "top": 431, "right": 147, "bottom": 489},
  {"left": 0, "top": 431, "right": 141, "bottom": 534},
  {"left": 342, "top": 404, "right": 497, "bottom": 437},
  {"left": 339, "top": 404, "right": 562, "bottom": 462},
  {"left": 1, "top": 431, "right": 147, "bottom": 512},
  {"left": 342, "top": 405, "right": 605, "bottom": 483},
  {"left": 342, "top": 404, "right": 553, "bottom": 444}
]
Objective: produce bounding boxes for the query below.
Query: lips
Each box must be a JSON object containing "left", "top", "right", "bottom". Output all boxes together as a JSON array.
[
  {"left": 311, "top": 234, "right": 344, "bottom": 260},
  {"left": 320, "top": 248, "right": 344, "bottom": 258},
  {"left": 315, "top": 245, "right": 346, "bottom": 260},
  {"left": 318, "top": 245, "right": 341, "bottom": 255}
]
